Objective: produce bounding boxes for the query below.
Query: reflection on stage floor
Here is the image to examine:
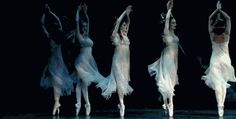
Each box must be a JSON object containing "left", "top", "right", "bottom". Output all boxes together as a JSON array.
[{"left": 1, "top": 109, "right": 236, "bottom": 119}]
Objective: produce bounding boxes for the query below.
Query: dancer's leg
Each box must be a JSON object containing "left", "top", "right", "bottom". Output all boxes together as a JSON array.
[
  {"left": 81, "top": 83, "right": 90, "bottom": 116},
  {"left": 75, "top": 81, "right": 82, "bottom": 116},
  {"left": 168, "top": 96, "right": 174, "bottom": 117},
  {"left": 215, "top": 87, "right": 224, "bottom": 117},
  {"left": 53, "top": 86, "right": 61, "bottom": 115},
  {"left": 117, "top": 89, "right": 125, "bottom": 117}
]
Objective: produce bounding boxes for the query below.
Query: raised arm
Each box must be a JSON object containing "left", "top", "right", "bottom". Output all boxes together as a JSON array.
[
  {"left": 164, "top": 0, "right": 173, "bottom": 35},
  {"left": 82, "top": 3, "right": 90, "bottom": 33},
  {"left": 41, "top": 13, "right": 50, "bottom": 38},
  {"left": 125, "top": 5, "right": 132, "bottom": 33},
  {"left": 52, "top": 14, "right": 63, "bottom": 32},
  {"left": 75, "top": 5, "right": 83, "bottom": 42},
  {"left": 41, "top": 4, "right": 58, "bottom": 49},
  {"left": 45, "top": 4, "right": 63, "bottom": 32},
  {"left": 208, "top": 9, "right": 218, "bottom": 34},
  {"left": 111, "top": 10, "right": 126, "bottom": 38},
  {"left": 219, "top": 9, "right": 231, "bottom": 35},
  {"left": 41, "top": 4, "right": 54, "bottom": 38},
  {"left": 111, "top": 5, "right": 132, "bottom": 38},
  {"left": 41, "top": 4, "right": 63, "bottom": 38}
]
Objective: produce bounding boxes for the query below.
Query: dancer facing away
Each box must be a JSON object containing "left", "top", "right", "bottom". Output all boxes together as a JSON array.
[
  {"left": 96, "top": 5, "right": 134, "bottom": 117},
  {"left": 148, "top": 0, "right": 179, "bottom": 117},
  {"left": 73, "top": 3, "right": 105, "bottom": 116},
  {"left": 40, "top": 4, "right": 74, "bottom": 116},
  {"left": 202, "top": 1, "right": 236, "bottom": 117}
]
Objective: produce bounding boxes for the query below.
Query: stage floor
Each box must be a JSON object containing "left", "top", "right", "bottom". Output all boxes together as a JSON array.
[{"left": 1, "top": 109, "right": 236, "bottom": 119}]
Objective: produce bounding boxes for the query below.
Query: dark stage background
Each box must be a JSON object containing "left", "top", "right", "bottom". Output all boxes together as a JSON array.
[{"left": 1, "top": 0, "right": 236, "bottom": 116}]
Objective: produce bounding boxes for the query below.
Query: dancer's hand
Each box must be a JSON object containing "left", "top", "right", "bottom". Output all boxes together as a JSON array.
[
  {"left": 216, "top": 1, "right": 222, "bottom": 10},
  {"left": 126, "top": 5, "right": 133, "bottom": 15},
  {"left": 82, "top": 3, "right": 88, "bottom": 13},
  {"left": 78, "top": 3, "right": 82, "bottom": 11},
  {"left": 167, "top": 0, "right": 173, "bottom": 10}
]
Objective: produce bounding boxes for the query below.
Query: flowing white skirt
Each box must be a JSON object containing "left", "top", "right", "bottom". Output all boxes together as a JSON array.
[
  {"left": 148, "top": 45, "right": 179, "bottom": 99},
  {"left": 40, "top": 46, "right": 74, "bottom": 96},
  {"left": 96, "top": 45, "right": 133, "bottom": 99},
  {"left": 73, "top": 47, "right": 105, "bottom": 86},
  {"left": 202, "top": 46, "right": 236, "bottom": 90}
]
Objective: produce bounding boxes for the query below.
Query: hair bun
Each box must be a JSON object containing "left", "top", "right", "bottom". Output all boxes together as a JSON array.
[{"left": 160, "top": 12, "right": 166, "bottom": 23}]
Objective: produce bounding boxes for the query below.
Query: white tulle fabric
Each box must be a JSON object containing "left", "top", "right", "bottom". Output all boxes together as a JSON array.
[
  {"left": 148, "top": 35, "right": 179, "bottom": 99},
  {"left": 96, "top": 36, "right": 133, "bottom": 99},
  {"left": 40, "top": 45, "right": 74, "bottom": 96},
  {"left": 202, "top": 41, "right": 236, "bottom": 90},
  {"left": 73, "top": 37, "right": 105, "bottom": 86}
]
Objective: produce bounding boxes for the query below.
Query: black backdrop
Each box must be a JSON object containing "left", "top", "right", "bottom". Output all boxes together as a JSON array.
[{"left": 1, "top": 0, "right": 236, "bottom": 115}]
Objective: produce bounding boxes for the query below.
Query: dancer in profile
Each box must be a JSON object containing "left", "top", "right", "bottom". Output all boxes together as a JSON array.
[
  {"left": 202, "top": 1, "right": 236, "bottom": 117},
  {"left": 148, "top": 0, "right": 179, "bottom": 117},
  {"left": 40, "top": 4, "right": 73, "bottom": 116},
  {"left": 73, "top": 2, "right": 105, "bottom": 116},
  {"left": 96, "top": 5, "right": 133, "bottom": 117}
]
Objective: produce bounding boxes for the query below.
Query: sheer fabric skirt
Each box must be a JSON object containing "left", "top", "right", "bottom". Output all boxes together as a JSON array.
[
  {"left": 148, "top": 45, "right": 179, "bottom": 99},
  {"left": 73, "top": 47, "right": 105, "bottom": 86},
  {"left": 97, "top": 45, "right": 133, "bottom": 99},
  {"left": 202, "top": 50, "right": 236, "bottom": 90},
  {"left": 40, "top": 46, "right": 74, "bottom": 96}
]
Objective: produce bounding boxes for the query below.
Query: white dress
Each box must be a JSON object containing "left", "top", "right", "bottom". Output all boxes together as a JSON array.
[
  {"left": 40, "top": 45, "right": 74, "bottom": 96},
  {"left": 148, "top": 34, "right": 179, "bottom": 99},
  {"left": 96, "top": 35, "right": 133, "bottom": 99},
  {"left": 202, "top": 40, "right": 236, "bottom": 90},
  {"left": 74, "top": 37, "right": 104, "bottom": 86}
]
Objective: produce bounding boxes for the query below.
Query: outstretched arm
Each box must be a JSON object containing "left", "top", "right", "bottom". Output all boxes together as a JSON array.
[
  {"left": 208, "top": 1, "right": 221, "bottom": 34},
  {"left": 111, "top": 5, "right": 132, "bottom": 38},
  {"left": 51, "top": 13, "right": 63, "bottom": 32},
  {"left": 82, "top": 3, "right": 90, "bottom": 33},
  {"left": 41, "top": 13, "right": 50, "bottom": 38},
  {"left": 75, "top": 5, "right": 83, "bottom": 42},
  {"left": 125, "top": 5, "right": 132, "bottom": 33},
  {"left": 219, "top": 9, "right": 231, "bottom": 35},
  {"left": 41, "top": 4, "right": 58, "bottom": 49},
  {"left": 44, "top": 4, "right": 63, "bottom": 32},
  {"left": 42, "top": 4, "right": 64, "bottom": 34},
  {"left": 208, "top": 9, "right": 218, "bottom": 34},
  {"left": 41, "top": 4, "right": 62, "bottom": 47},
  {"left": 164, "top": 0, "right": 173, "bottom": 35}
]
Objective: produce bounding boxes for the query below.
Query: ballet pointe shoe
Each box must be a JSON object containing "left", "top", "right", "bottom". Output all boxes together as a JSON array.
[
  {"left": 75, "top": 103, "right": 81, "bottom": 116},
  {"left": 85, "top": 104, "right": 91, "bottom": 116},
  {"left": 167, "top": 104, "right": 173, "bottom": 117},
  {"left": 162, "top": 104, "right": 168, "bottom": 116},
  {"left": 52, "top": 102, "right": 61, "bottom": 115},
  {"left": 218, "top": 106, "right": 224, "bottom": 117},
  {"left": 162, "top": 104, "right": 167, "bottom": 110},
  {"left": 118, "top": 104, "right": 125, "bottom": 117}
]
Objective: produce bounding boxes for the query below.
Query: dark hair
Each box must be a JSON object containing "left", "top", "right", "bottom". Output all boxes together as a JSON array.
[
  {"left": 160, "top": 12, "right": 174, "bottom": 23},
  {"left": 213, "top": 27, "right": 225, "bottom": 35},
  {"left": 160, "top": 12, "right": 166, "bottom": 24},
  {"left": 118, "top": 15, "right": 128, "bottom": 33},
  {"left": 160, "top": 12, "right": 174, "bottom": 30},
  {"left": 78, "top": 11, "right": 88, "bottom": 34}
]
